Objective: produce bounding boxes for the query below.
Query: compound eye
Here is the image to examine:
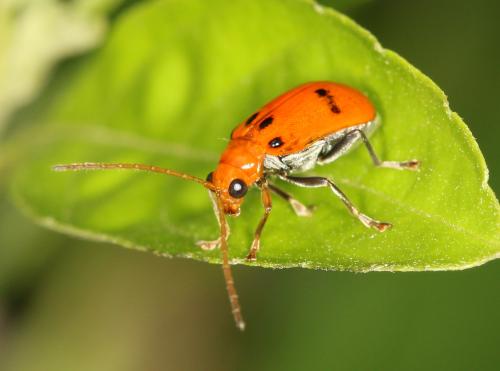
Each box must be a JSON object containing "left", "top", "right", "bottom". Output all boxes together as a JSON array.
[
  {"left": 228, "top": 179, "right": 248, "bottom": 198},
  {"left": 206, "top": 172, "right": 214, "bottom": 182}
]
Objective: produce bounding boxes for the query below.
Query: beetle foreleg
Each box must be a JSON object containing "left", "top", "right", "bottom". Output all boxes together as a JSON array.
[
  {"left": 277, "top": 174, "right": 391, "bottom": 232},
  {"left": 246, "top": 181, "right": 272, "bottom": 261},
  {"left": 355, "top": 129, "right": 420, "bottom": 170},
  {"left": 196, "top": 191, "right": 230, "bottom": 250},
  {"left": 268, "top": 183, "right": 314, "bottom": 217}
]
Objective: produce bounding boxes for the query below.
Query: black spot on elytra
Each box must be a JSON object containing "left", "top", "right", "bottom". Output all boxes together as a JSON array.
[
  {"left": 315, "top": 88, "right": 341, "bottom": 114},
  {"left": 315, "top": 88, "right": 328, "bottom": 97},
  {"left": 259, "top": 116, "right": 274, "bottom": 129},
  {"left": 245, "top": 112, "right": 259, "bottom": 126},
  {"left": 268, "top": 137, "right": 284, "bottom": 148},
  {"left": 330, "top": 102, "right": 341, "bottom": 114}
]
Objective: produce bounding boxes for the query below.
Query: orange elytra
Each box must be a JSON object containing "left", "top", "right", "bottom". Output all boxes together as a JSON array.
[{"left": 53, "top": 81, "right": 419, "bottom": 330}]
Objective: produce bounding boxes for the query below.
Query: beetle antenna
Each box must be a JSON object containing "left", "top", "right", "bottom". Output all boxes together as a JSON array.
[
  {"left": 215, "top": 195, "right": 245, "bottom": 331},
  {"left": 52, "top": 162, "right": 217, "bottom": 191},
  {"left": 54, "top": 162, "right": 245, "bottom": 329}
]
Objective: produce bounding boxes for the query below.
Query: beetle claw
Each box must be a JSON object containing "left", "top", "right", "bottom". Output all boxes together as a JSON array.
[
  {"left": 246, "top": 240, "right": 259, "bottom": 261},
  {"left": 358, "top": 213, "right": 392, "bottom": 232},
  {"left": 246, "top": 252, "right": 257, "bottom": 261},
  {"left": 405, "top": 159, "right": 420, "bottom": 170},
  {"left": 374, "top": 222, "right": 392, "bottom": 232}
]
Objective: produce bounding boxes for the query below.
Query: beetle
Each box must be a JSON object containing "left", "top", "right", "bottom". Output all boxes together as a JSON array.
[{"left": 54, "top": 81, "right": 419, "bottom": 330}]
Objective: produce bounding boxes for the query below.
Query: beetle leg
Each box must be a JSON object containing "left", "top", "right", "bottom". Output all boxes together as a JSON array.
[
  {"left": 196, "top": 238, "right": 222, "bottom": 251},
  {"left": 246, "top": 181, "right": 272, "bottom": 261},
  {"left": 196, "top": 191, "right": 230, "bottom": 250},
  {"left": 354, "top": 129, "right": 420, "bottom": 170},
  {"left": 317, "top": 130, "right": 363, "bottom": 165},
  {"left": 197, "top": 223, "right": 231, "bottom": 251},
  {"left": 268, "top": 183, "right": 315, "bottom": 217},
  {"left": 318, "top": 129, "right": 419, "bottom": 170},
  {"left": 277, "top": 174, "right": 391, "bottom": 232}
]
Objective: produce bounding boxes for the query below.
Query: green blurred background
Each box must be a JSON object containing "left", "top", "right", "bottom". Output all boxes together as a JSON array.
[{"left": 0, "top": 1, "right": 498, "bottom": 370}]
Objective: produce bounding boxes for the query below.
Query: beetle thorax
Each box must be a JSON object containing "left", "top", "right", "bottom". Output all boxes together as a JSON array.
[{"left": 217, "top": 138, "right": 265, "bottom": 185}]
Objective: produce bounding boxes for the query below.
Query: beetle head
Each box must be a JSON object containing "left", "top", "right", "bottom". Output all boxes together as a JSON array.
[{"left": 206, "top": 164, "right": 252, "bottom": 216}]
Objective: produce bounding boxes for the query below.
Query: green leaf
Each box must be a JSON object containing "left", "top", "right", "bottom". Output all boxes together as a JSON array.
[
  {"left": 0, "top": 0, "right": 112, "bottom": 135},
  {"left": 9, "top": 0, "right": 499, "bottom": 271}
]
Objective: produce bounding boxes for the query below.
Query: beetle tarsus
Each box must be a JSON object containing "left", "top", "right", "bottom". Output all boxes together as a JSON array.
[
  {"left": 196, "top": 238, "right": 221, "bottom": 250},
  {"left": 404, "top": 159, "right": 420, "bottom": 170},
  {"left": 290, "top": 199, "right": 315, "bottom": 217},
  {"left": 373, "top": 221, "right": 392, "bottom": 232},
  {"left": 357, "top": 213, "right": 392, "bottom": 232},
  {"left": 377, "top": 159, "right": 420, "bottom": 171},
  {"left": 350, "top": 129, "right": 421, "bottom": 172},
  {"left": 246, "top": 245, "right": 258, "bottom": 261}
]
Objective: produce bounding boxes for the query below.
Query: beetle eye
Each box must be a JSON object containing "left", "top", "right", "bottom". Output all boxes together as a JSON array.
[
  {"left": 228, "top": 179, "right": 247, "bottom": 198},
  {"left": 206, "top": 171, "right": 214, "bottom": 182}
]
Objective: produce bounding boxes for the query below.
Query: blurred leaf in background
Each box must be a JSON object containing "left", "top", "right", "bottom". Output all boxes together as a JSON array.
[
  {"left": 0, "top": 0, "right": 126, "bottom": 135},
  {"left": 0, "top": 1, "right": 499, "bottom": 371}
]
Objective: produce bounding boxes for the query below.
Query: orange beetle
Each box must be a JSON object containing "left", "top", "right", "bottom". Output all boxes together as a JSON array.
[{"left": 54, "top": 81, "right": 419, "bottom": 330}]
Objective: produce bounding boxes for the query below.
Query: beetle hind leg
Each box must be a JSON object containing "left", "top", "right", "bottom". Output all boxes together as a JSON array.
[
  {"left": 355, "top": 129, "right": 420, "bottom": 170},
  {"left": 318, "top": 129, "right": 420, "bottom": 170},
  {"left": 317, "top": 130, "right": 363, "bottom": 165}
]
